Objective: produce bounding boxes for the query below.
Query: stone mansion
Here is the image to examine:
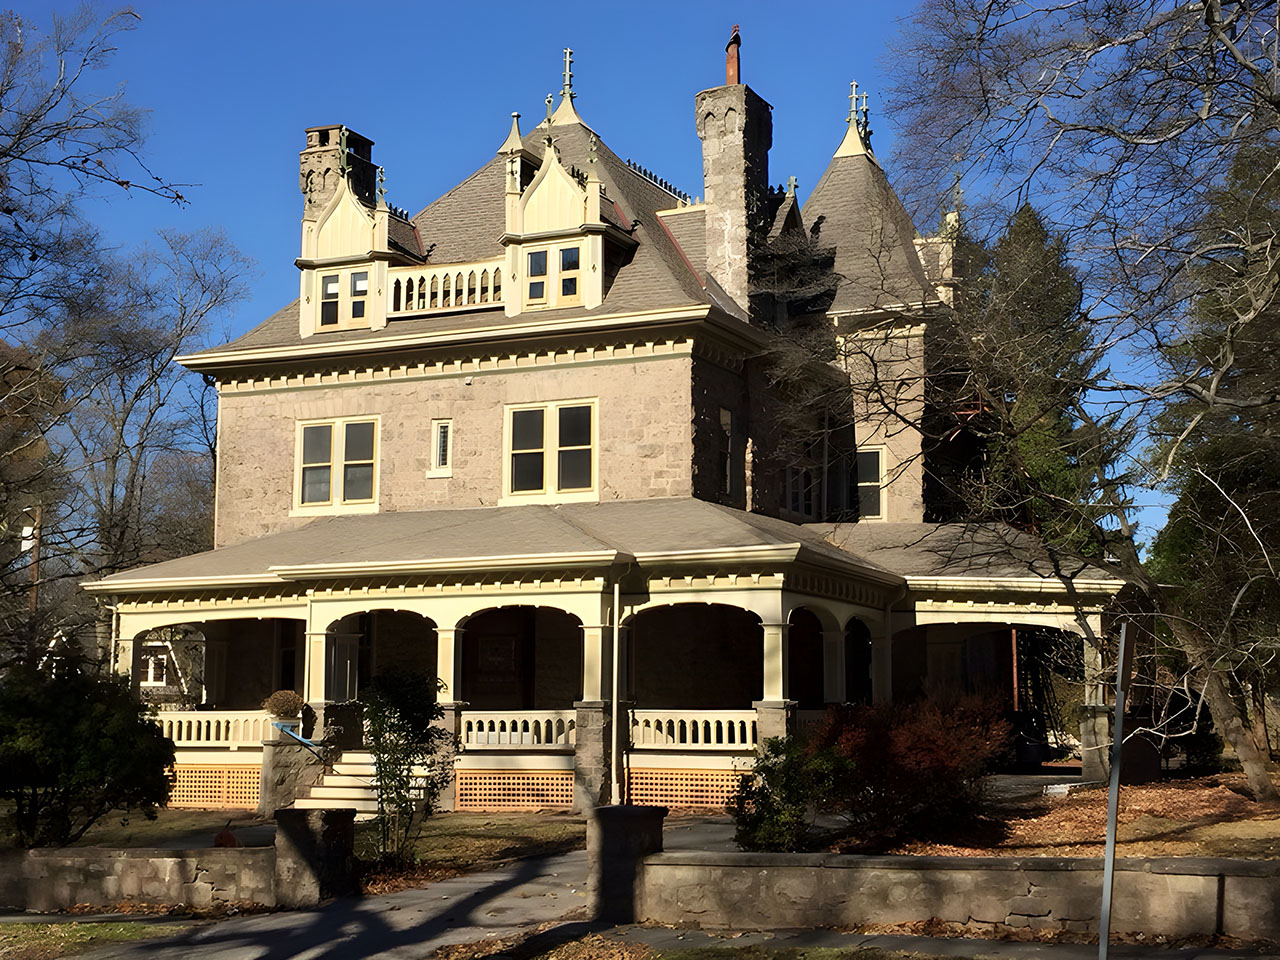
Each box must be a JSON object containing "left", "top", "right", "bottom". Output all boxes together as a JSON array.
[{"left": 87, "top": 31, "right": 1120, "bottom": 812}]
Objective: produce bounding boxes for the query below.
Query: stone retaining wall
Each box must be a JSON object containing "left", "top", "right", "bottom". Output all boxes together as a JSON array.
[
  {"left": 0, "top": 808, "right": 355, "bottom": 913},
  {"left": 635, "top": 851, "right": 1280, "bottom": 941}
]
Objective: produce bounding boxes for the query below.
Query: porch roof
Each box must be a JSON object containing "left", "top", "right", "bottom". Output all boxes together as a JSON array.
[
  {"left": 85, "top": 498, "right": 902, "bottom": 593},
  {"left": 807, "top": 521, "right": 1123, "bottom": 593}
]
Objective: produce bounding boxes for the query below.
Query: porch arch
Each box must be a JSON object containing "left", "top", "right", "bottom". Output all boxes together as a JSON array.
[
  {"left": 455, "top": 605, "right": 583, "bottom": 710},
  {"left": 625, "top": 603, "right": 763, "bottom": 709},
  {"left": 320, "top": 609, "right": 438, "bottom": 703}
]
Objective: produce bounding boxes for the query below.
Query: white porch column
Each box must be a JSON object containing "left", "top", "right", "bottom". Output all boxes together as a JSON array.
[
  {"left": 303, "top": 630, "right": 327, "bottom": 705},
  {"left": 870, "top": 632, "right": 893, "bottom": 705},
  {"left": 761, "top": 622, "right": 789, "bottom": 701},
  {"left": 822, "top": 629, "right": 847, "bottom": 704},
  {"left": 581, "top": 624, "right": 607, "bottom": 702},
  {"left": 435, "top": 627, "right": 463, "bottom": 702}
]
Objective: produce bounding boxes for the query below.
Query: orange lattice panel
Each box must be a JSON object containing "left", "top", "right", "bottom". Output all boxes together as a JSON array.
[
  {"left": 454, "top": 770, "right": 574, "bottom": 810},
  {"left": 169, "top": 765, "right": 261, "bottom": 809},
  {"left": 626, "top": 768, "right": 746, "bottom": 809}
]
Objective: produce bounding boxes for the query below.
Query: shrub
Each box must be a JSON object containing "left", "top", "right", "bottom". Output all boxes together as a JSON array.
[
  {"left": 730, "top": 696, "right": 1012, "bottom": 852},
  {"left": 0, "top": 663, "right": 174, "bottom": 847},
  {"left": 362, "top": 672, "right": 454, "bottom": 865},
  {"left": 262, "top": 688, "right": 305, "bottom": 718}
]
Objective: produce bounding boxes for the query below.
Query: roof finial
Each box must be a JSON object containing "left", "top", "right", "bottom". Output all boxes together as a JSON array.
[
  {"left": 785, "top": 175, "right": 797, "bottom": 197},
  {"left": 498, "top": 111, "right": 523, "bottom": 154},
  {"left": 376, "top": 166, "right": 387, "bottom": 206},
  {"left": 561, "top": 47, "right": 575, "bottom": 101},
  {"left": 857, "top": 89, "right": 873, "bottom": 149},
  {"left": 588, "top": 132, "right": 598, "bottom": 164},
  {"left": 848, "top": 81, "right": 858, "bottom": 123}
]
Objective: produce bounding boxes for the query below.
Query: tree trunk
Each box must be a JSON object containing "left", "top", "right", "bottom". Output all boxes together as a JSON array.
[{"left": 1184, "top": 644, "right": 1278, "bottom": 801}]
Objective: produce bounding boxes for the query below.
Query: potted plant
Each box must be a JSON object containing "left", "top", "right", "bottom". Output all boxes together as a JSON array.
[{"left": 262, "top": 689, "right": 306, "bottom": 736}]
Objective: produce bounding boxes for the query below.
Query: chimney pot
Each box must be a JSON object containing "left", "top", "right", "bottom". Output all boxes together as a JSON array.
[{"left": 725, "top": 25, "right": 741, "bottom": 85}]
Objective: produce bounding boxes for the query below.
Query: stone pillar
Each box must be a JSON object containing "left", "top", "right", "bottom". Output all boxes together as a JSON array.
[
  {"left": 1079, "top": 703, "right": 1111, "bottom": 782},
  {"left": 587, "top": 804, "right": 667, "bottom": 923},
  {"left": 870, "top": 633, "right": 893, "bottom": 705},
  {"left": 574, "top": 700, "right": 613, "bottom": 810},
  {"left": 752, "top": 699, "right": 794, "bottom": 743},
  {"left": 259, "top": 739, "right": 327, "bottom": 816},
  {"left": 822, "top": 629, "right": 847, "bottom": 704},
  {"left": 273, "top": 808, "right": 356, "bottom": 908},
  {"left": 761, "top": 622, "right": 789, "bottom": 701},
  {"left": 435, "top": 627, "right": 463, "bottom": 702}
]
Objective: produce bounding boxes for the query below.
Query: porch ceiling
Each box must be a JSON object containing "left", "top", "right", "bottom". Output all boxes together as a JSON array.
[{"left": 85, "top": 498, "right": 902, "bottom": 594}]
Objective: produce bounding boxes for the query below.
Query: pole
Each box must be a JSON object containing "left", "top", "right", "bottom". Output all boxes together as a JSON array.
[
  {"left": 610, "top": 579, "right": 622, "bottom": 805},
  {"left": 1098, "top": 621, "right": 1131, "bottom": 960}
]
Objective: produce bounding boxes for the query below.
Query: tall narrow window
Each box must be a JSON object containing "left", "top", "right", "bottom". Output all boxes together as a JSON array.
[
  {"left": 320, "top": 274, "right": 339, "bottom": 326},
  {"left": 559, "top": 246, "right": 581, "bottom": 303},
  {"left": 350, "top": 271, "right": 368, "bottom": 319},
  {"left": 527, "top": 250, "right": 547, "bottom": 303},
  {"left": 342, "top": 421, "right": 375, "bottom": 501},
  {"left": 718, "top": 408, "right": 733, "bottom": 496},
  {"left": 557, "top": 405, "right": 592, "bottom": 490},
  {"left": 428, "top": 419, "right": 453, "bottom": 477},
  {"left": 510, "top": 408, "right": 545, "bottom": 492},
  {"left": 856, "top": 449, "right": 885, "bottom": 520},
  {"left": 300, "top": 424, "right": 333, "bottom": 504}
]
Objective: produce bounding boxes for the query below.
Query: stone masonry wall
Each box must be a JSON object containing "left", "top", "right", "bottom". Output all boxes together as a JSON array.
[
  {"left": 636, "top": 851, "right": 1280, "bottom": 941},
  {"left": 215, "top": 354, "right": 695, "bottom": 546},
  {"left": 0, "top": 848, "right": 276, "bottom": 912}
]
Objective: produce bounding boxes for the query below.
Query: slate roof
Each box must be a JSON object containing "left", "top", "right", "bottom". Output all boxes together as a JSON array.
[
  {"left": 89, "top": 498, "right": 902, "bottom": 589},
  {"left": 801, "top": 152, "right": 935, "bottom": 316},
  {"left": 195, "top": 114, "right": 715, "bottom": 361},
  {"left": 806, "top": 521, "right": 1120, "bottom": 584}
]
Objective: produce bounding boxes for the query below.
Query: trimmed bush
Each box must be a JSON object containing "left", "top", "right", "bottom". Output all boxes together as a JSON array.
[{"left": 262, "top": 688, "right": 305, "bottom": 718}]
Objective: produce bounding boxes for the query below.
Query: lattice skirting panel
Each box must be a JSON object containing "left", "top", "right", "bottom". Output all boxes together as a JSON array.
[
  {"left": 626, "top": 768, "right": 747, "bottom": 808},
  {"left": 169, "top": 765, "right": 261, "bottom": 809},
  {"left": 454, "top": 770, "right": 574, "bottom": 810}
]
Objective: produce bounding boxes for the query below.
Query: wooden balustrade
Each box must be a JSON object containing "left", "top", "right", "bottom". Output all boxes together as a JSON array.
[
  {"left": 152, "top": 709, "right": 272, "bottom": 749},
  {"left": 388, "top": 259, "right": 504, "bottom": 316},
  {"left": 460, "top": 710, "right": 576, "bottom": 748},
  {"left": 630, "top": 709, "right": 759, "bottom": 751}
]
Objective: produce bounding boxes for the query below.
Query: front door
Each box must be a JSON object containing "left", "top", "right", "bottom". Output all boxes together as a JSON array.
[{"left": 326, "top": 634, "right": 360, "bottom": 702}]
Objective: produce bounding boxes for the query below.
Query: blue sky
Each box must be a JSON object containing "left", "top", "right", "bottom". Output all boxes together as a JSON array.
[{"left": 29, "top": 1, "right": 909, "bottom": 340}]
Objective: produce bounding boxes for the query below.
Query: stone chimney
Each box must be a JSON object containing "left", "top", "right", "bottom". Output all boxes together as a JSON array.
[
  {"left": 299, "top": 125, "right": 377, "bottom": 221},
  {"left": 695, "top": 25, "right": 772, "bottom": 311}
]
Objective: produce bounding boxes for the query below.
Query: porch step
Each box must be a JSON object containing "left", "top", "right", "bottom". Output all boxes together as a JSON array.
[
  {"left": 332, "top": 762, "right": 377, "bottom": 777},
  {"left": 294, "top": 796, "right": 380, "bottom": 813},
  {"left": 313, "top": 774, "right": 376, "bottom": 790}
]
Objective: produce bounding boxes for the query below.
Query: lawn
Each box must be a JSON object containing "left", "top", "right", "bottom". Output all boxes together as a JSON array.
[
  {"left": 882, "top": 773, "right": 1280, "bottom": 859},
  {"left": 434, "top": 932, "right": 963, "bottom": 960},
  {"left": 0, "top": 921, "right": 186, "bottom": 960},
  {"left": 0, "top": 807, "right": 269, "bottom": 851}
]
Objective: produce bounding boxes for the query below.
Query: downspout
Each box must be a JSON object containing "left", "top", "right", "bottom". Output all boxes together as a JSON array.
[{"left": 610, "top": 578, "right": 622, "bottom": 805}]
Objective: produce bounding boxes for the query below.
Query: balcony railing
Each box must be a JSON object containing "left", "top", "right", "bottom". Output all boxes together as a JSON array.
[
  {"left": 388, "top": 259, "right": 504, "bottom": 317},
  {"left": 630, "top": 709, "right": 758, "bottom": 751},
  {"left": 152, "top": 709, "right": 272, "bottom": 749},
  {"left": 460, "top": 710, "right": 576, "bottom": 749}
]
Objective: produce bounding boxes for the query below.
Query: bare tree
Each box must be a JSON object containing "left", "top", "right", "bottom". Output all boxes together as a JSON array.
[{"left": 878, "top": 0, "right": 1280, "bottom": 798}]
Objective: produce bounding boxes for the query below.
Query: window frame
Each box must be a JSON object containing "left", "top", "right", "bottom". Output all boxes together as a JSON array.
[
  {"left": 139, "top": 644, "right": 169, "bottom": 687},
  {"left": 520, "top": 243, "right": 584, "bottom": 311},
  {"left": 427, "top": 418, "right": 453, "bottom": 478},
  {"left": 558, "top": 245, "right": 582, "bottom": 306},
  {"left": 500, "top": 398, "right": 599, "bottom": 504},
  {"left": 292, "top": 415, "right": 381, "bottom": 515},
  {"left": 855, "top": 446, "right": 887, "bottom": 521},
  {"left": 526, "top": 249, "right": 548, "bottom": 305}
]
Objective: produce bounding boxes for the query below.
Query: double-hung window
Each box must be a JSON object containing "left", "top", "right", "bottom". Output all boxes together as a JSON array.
[
  {"left": 320, "top": 274, "right": 340, "bottom": 326},
  {"left": 139, "top": 644, "right": 169, "bottom": 687},
  {"left": 506, "top": 401, "right": 596, "bottom": 500},
  {"left": 296, "top": 418, "right": 379, "bottom": 510},
  {"left": 527, "top": 250, "right": 548, "bottom": 303},
  {"left": 856, "top": 448, "right": 885, "bottom": 520}
]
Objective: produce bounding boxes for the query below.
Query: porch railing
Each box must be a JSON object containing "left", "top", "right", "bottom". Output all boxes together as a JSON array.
[
  {"left": 387, "top": 259, "right": 504, "bottom": 317},
  {"left": 152, "top": 709, "right": 272, "bottom": 749},
  {"left": 630, "top": 709, "right": 758, "bottom": 751},
  {"left": 460, "top": 710, "right": 576, "bottom": 749}
]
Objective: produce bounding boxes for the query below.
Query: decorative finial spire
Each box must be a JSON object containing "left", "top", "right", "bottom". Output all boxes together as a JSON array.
[
  {"left": 561, "top": 47, "right": 575, "bottom": 101},
  {"left": 588, "top": 132, "right": 598, "bottom": 164},
  {"left": 376, "top": 166, "right": 387, "bottom": 205},
  {"left": 856, "top": 89, "right": 873, "bottom": 149},
  {"left": 848, "top": 81, "right": 858, "bottom": 123},
  {"left": 785, "top": 175, "right": 797, "bottom": 197},
  {"left": 834, "top": 80, "right": 878, "bottom": 163},
  {"left": 498, "top": 111, "right": 523, "bottom": 154}
]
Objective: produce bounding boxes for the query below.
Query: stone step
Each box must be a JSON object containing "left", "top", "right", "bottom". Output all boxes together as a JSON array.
[
  {"left": 309, "top": 784, "right": 378, "bottom": 801},
  {"left": 294, "top": 796, "right": 380, "bottom": 813},
  {"left": 317, "top": 774, "right": 377, "bottom": 789},
  {"left": 332, "top": 762, "right": 377, "bottom": 776}
]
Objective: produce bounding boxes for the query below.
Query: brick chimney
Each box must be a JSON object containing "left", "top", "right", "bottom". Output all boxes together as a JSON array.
[
  {"left": 695, "top": 26, "right": 771, "bottom": 312},
  {"left": 298, "top": 125, "right": 377, "bottom": 221}
]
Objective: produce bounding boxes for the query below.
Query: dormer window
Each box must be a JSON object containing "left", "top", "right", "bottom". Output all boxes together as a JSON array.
[
  {"left": 320, "top": 274, "right": 340, "bottom": 326},
  {"left": 350, "top": 271, "right": 368, "bottom": 319},
  {"left": 560, "top": 246, "right": 581, "bottom": 305},
  {"left": 527, "top": 250, "right": 548, "bottom": 303}
]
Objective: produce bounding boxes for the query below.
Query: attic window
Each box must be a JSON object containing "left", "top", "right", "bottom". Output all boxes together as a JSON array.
[
  {"left": 351, "top": 271, "right": 368, "bottom": 320},
  {"left": 560, "top": 246, "right": 581, "bottom": 304},
  {"left": 320, "top": 274, "right": 339, "bottom": 326},
  {"left": 527, "top": 250, "right": 547, "bottom": 302}
]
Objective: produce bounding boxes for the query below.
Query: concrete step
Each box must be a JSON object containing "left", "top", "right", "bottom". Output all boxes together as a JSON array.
[
  {"left": 317, "top": 774, "right": 377, "bottom": 789},
  {"left": 332, "top": 762, "right": 377, "bottom": 776},
  {"left": 294, "top": 796, "right": 380, "bottom": 813},
  {"left": 309, "top": 785, "right": 378, "bottom": 801}
]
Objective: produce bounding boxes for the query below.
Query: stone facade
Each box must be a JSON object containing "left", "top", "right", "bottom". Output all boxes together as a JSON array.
[{"left": 215, "top": 352, "right": 699, "bottom": 546}]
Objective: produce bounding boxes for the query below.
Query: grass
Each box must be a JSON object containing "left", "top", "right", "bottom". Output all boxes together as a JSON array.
[
  {"left": 435, "top": 932, "right": 961, "bottom": 960},
  {"left": 0, "top": 921, "right": 185, "bottom": 960},
  {"left": 356, "top": 811, "right": 586, "bottom": 869},
  {"left": 658, "top": 950, "right": 957, "bottom": 960},
  {"left": 72, "top": 809, "right": 267, "bottom": 848}
]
